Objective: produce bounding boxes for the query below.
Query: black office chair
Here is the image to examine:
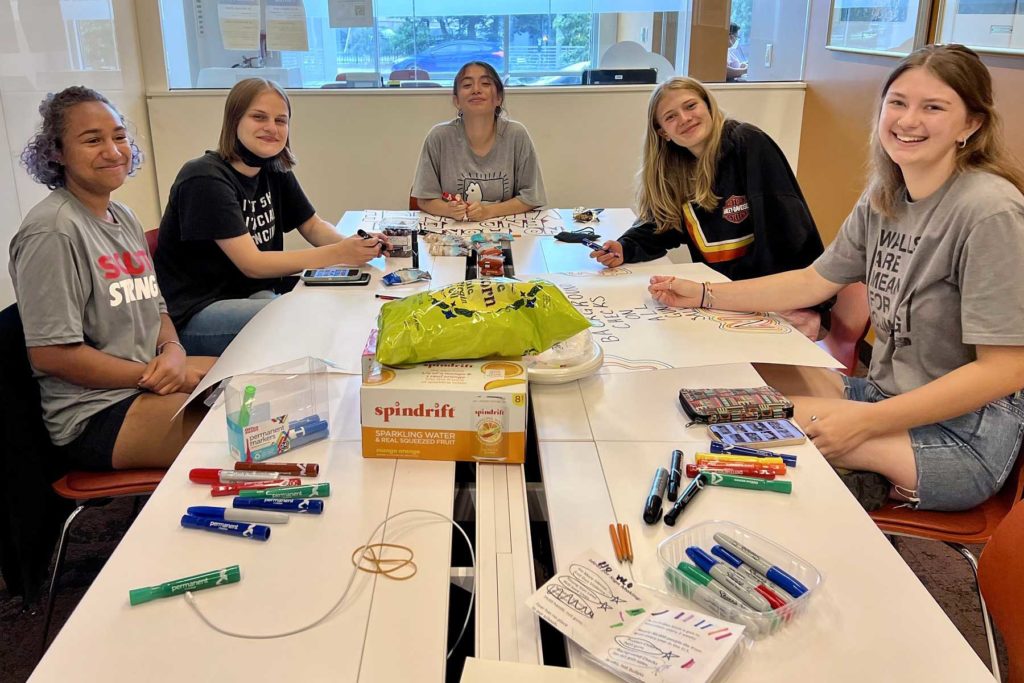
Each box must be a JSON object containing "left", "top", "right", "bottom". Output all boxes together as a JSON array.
[{"left": 581, "top": 68, "right": 658, "bottom": 85}]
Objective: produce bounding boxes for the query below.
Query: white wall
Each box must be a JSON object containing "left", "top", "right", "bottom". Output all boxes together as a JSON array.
[
  {"left": 148, "top": 82, "right": 805, "bottom": 248},
  {"left": 0, "top": 0, "right": 160, "bottom": 307}
]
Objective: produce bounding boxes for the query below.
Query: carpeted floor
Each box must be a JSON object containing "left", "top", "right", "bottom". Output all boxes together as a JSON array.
[{"left": 0, "top": 497, "right": 1009, "bottom": 682}]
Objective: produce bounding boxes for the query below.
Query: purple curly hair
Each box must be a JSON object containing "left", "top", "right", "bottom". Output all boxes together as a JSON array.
[{"left": 20, "top": 86, "right": 143, "bottom": 190}]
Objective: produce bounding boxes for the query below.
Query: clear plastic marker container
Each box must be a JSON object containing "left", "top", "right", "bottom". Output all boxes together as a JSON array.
[{"left": 658, "top": 520, "right": 822, "bottom": 640}]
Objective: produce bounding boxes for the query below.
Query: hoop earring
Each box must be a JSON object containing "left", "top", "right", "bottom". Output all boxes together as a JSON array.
[{"left": 957, "top": 137, "right": 967, "bottom": 149}]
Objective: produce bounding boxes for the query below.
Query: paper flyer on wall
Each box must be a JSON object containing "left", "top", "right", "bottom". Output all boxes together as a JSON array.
[
  {"left": 526, "top": 550, "right": 744, "bottom": 683},
  {"left": 329, "top": 0, "right": 374, "bottom": 28},
  {"left": 525, "top": 264, "right": 843, "bottom": 371},
  {"left": 217, "top": 0, "right": 260, "bottom": 50},
  {"left": 266, "top": 0, "right": 309, "bottom": 51}
]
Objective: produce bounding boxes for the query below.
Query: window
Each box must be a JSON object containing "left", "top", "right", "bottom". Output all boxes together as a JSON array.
[
  {"left": 158, "top": 0, "right": 810, "bottom": 89},
  {"left": 937, "top": 0, "right": 1024, "bottom": 54}
]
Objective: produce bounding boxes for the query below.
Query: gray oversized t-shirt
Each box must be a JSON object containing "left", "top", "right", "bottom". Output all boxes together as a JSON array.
[
  {"left": 411, "top": 117, "right": 547, "bottom": 207},
  {"left": 9, "top": 189, "right": 165, "bottom": 445},
  {"left": 813, "top": 171, "right": 1024, "bottom": 397}
]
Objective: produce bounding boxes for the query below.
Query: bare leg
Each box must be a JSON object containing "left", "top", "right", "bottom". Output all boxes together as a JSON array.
[
  {"left": 755, "top": 363, "right": 918, "bottom": 493},
  {"left": 111, "top": 356, "right": 215, "bottom": 469}
]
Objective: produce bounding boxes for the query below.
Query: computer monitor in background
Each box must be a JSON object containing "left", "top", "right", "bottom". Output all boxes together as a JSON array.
[{"left": 581, "top": 68, "right": 658, "bottom": 85}]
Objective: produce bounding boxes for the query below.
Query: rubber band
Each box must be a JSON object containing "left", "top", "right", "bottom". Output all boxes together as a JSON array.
[{"left": 351, "top": 543, "right": 418, "bottom": 580}]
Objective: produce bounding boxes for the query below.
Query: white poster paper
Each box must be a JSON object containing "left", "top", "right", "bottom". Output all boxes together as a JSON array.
[
  {"left": 526, "top": 550, "right": 744, "bottom": 683},
  {"left": 357, "top": 209, "right": 564, "bottom": 237},
  {"left": 530, "top": 264, "right": 843, "bottom": 372},
  {"left": 329, "top": 0, "right": 373, "bottom": 28},
  {"left": 218, "top": 0, "right": 260, "bottom": 50},
  {"left": 184, "top": 284, "right": 382, "bottom": 409},
  {"left": 266, "top": 0, "right": 309, "bottom": 51}
]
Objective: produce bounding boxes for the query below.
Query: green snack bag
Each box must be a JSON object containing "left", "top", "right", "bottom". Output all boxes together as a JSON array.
[{"left": 375, "top": 278, "right": 590, "bottom": 365}]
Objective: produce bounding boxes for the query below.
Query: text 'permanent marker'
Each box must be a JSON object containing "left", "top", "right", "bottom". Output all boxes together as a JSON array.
[
  {"left": 180, "top": 514, "right": 271, "bottom": 541},
  {"left": 129, "top": 565, "right": 241, "bottom": 606},
  {"left": 237, "top": 483, "right": 330, "bottom": 499},
  {"left": 233, "top": 497, "right": 324, "bottom": 514}
]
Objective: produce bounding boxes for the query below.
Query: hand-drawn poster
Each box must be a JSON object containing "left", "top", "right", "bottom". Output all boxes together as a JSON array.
[
  {"left": 526, "top": 550, "right": 744, "bottom": 683},
  {"left": 357, "top": 209, "right": 564, "bottom": 237},
  {"left": 530, "top": 264, "right": 843, "bottom": 372}
]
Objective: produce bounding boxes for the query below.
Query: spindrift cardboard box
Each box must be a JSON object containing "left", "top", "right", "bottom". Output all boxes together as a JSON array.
[{"left": 360, "top": 359, "right": 528, "bottom": 463}]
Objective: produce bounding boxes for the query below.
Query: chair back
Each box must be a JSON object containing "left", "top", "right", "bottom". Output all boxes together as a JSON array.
[
  {"left": 979, "top": 490, "right": 1024, "bottom": 683},
  {"left": 0, "top": 304, "right": 72, "bottom": 602},
  {"left": 145, "top": 228, "right": 159, "bottom": 257},
  {"left": 388, "top": 68, "right": 430, "bottom": 83},
  {"left": 817, "top": 282, "right": 870, "bottom": 376}
]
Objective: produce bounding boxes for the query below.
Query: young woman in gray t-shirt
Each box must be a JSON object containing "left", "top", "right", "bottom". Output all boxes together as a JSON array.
[
  {"left": 646, "top": 45, "right": 1024, "bottom": 512},
  {"left": 412, "top": 61, "right": 547, "bottom": 221},
  {"left": 11, "top": 87, "right": 215, "bottom": 470}
]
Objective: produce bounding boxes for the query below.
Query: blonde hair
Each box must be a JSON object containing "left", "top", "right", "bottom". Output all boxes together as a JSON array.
[
  {"left": 868, "top": 44, "right": 1024, "bottom": 216},
  {"left": 636, "top": 77, "right": 727, "bottom": 234},
  {"left": 217, "top": 78, "right": 296, "bottom": 171}
]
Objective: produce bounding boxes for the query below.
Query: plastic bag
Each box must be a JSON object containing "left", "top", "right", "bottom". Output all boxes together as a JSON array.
[{"left": 375, "top": 278, "right": 590, "bottom": 365}]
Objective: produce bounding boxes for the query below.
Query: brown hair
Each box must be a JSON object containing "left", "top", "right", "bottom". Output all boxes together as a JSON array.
[
  {"left": 217, "top": 78, "right": 296, "bottom": 171},
  {"left": 868, "top": 43, "right": 1024, "bottom": 216},
  {"left": 636, "top": 77, "right": 726, "bottom": 234}
]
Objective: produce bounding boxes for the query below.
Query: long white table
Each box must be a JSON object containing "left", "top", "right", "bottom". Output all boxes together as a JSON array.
[{"left": 31, "top": 209, "right": 992, "bottom": 681}]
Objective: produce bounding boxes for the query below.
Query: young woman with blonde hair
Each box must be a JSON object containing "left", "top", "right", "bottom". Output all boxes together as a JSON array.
[
  {"left": 593, "top": 76, "right": 826, "bottom": 334},
  {"left": 155, "top": 78, "right": 386, "bottom": 356},
  {"left": 648, "top": 45, "right": 1024, "bottom": 511}
]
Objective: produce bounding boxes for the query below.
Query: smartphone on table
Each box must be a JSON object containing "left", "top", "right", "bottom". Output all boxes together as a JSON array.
[
  {"left": 708, "top": 419, "right": 806, "bottom": 448},
  {"left": 300, "top": 267, "right": 370, "bottom": 286}
]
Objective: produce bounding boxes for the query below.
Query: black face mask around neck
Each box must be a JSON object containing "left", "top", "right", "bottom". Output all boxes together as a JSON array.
[{"left": 233, "top": 138, "right": 274, "bottom": 168}]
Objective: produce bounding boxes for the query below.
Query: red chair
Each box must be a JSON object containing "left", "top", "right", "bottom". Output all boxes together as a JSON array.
[
  {"left": 145, "top": 228, "right": 159, "bottom": 257},
  {"left": 871, "top": 447, "right": 1024, "bottom": 679},
  {"left": 388, "top": 68, "right": 430, "bottom": 85},
  {"left": 816, "top": 282, "right": 870, "bottom": 376},
  {"left": 979, "top": 498, "right": 1024, "bottom": 682},
  {"left": 41, "top": 469, "right": 166, "bottom": 654}
]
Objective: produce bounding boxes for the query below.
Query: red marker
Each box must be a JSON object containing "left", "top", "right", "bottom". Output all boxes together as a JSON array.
[
  {"left": 441, "top": 191, "right": 457, "bottom": 202},
  {"left": 190, "top": 468, "right": 284, "bottom": 485},
  {"left": 685, "top": 463, "right": 776, "bottom": 480}
]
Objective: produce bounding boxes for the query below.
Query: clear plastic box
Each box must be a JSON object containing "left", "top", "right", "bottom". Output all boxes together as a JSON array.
[
  {"left": 658, "top": 520, "right": 822, "bottom": 640},
  {"left": 225, "top": 357, "right": 329, "bottom": 462}
]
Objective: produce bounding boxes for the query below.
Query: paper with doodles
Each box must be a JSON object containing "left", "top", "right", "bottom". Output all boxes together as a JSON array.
[
  {"left": 527, "top": 550, "right": 744, "bottom": 682},
  {"left": 525, "top": 264, "right": 842, "bottom": 372},
  {"left": 356, "top": 209, "right": 564, "bottom": 237}
]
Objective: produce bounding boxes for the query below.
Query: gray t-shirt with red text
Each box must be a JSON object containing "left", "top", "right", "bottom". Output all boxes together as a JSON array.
[
  {"left": 9, "top": 189, "right": 165, "bottom": 445},
  {"left": 813, "top": 171, "right": 1024, "bottom": 397}
]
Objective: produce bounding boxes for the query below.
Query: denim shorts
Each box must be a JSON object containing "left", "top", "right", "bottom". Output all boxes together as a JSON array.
[{"left": 842, "top": 376, "right": 1024, "bottom": 511}]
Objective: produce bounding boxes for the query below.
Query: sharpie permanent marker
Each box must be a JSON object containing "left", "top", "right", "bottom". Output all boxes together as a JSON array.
[
  {"left": 711, "top": 544, "right": 791, "bottom": 604},
  {"left": 642, "top": 468, "right": 669, "bottom": 524},
  {"left": 713, "top": 533, "right": 809, "bottom": 598},
  {"left": 710, "top": 441, "right": 798, "bottom": 468},
  {"left": 129, "top": 565, "right": 241, "bottom": 606},
  {"left": 667, "top": 450, "right": 683, "bottom": 501},
  {"left": 187, "top": 505, "right": 290, "bottom": 525},
  {"left": 666, "top": 566, "right": 765, "bottom": 638},
  {"left": 686, "top": 546, "right": 773, "bottom": 612}
]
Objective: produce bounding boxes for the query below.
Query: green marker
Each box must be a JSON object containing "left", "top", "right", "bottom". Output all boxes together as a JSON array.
[
  {"left": 704, "top": 472, "right": 792, "bottom": 494},
  {"left": 129, "top": 565, "right": 241, "bottom": 606},
  {"left": 238, "top": 385, "right": 257, "bottom": 427},
  {"left": 237, "top": 483, "right": 330, "bottom": 498}
]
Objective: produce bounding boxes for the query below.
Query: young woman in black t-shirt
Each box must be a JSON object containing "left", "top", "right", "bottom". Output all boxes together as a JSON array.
[{"left": 155, "top": 78, "right": 386, "bottom": 356}]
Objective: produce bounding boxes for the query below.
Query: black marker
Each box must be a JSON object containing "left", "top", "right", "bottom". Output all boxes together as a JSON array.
[
  {"left": 642, "top": 467, "right": 669, "bottom": 525},
  {"left": 667, "top": 450, "right": 683, "bottom": 501},
  {"left": 356, "top": 228, "right": 387, "bottom": 253},
  {"left": 664, "top": 473, "right": 706, "bottom": 526}
]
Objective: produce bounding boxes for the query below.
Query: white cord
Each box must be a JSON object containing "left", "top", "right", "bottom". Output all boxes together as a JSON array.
[{"left": 184, "top": 508, "right": 476, "bottom": 658}]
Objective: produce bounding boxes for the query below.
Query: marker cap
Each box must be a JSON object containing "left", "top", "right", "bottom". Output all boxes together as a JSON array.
[
  {"left": 675, "top": 562, "right": 712, "bottom": 586},
  {"left": 684, "top": 546, "right": 719, "bottom": 574}
]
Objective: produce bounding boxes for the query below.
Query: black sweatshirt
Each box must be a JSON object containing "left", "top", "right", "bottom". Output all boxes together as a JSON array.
[{"left": 618, "top": 120, "right": 824, "bottom": 281}]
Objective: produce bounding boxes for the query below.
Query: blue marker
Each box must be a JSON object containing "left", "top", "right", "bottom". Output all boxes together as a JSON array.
[
  {"left": 686, "top": 546, "right": 773, "bottom": 612},
  {"left": 232, "top": 497, "right": 324, "bottom": 514},
  {"left": 288, "top": 414, "right": 323, "bottom": 430},
  {"left": 187, "top": 505, "right": 290, "bottom": 525},
  {"left": 711, "top": 544, "right": 791, "bottom": 603},
  {"left": 710, "top": 440, "right": 797, "bottom": 467},
  {"left": 288, "top": 420, "right": 329, "bottom": 440},
  {"left": 713, "top": 533, "right": 809, "bottom": 598},
  {"left": 180, "top": 514, "right": 271, "bottom": 541},
  {"left": 580, "top": 238, "right": 607, "bottom": 252}
]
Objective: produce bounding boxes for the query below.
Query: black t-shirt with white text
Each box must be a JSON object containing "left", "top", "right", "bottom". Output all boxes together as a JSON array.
[{"left": 154, "top": 152, "right": 315, "bottom": 328}]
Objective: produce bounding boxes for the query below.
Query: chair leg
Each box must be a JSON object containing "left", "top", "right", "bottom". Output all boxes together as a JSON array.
[
  {"left": 40, "top": 504, "right": 86, "bottom": 658},
  {"left": 947, "top": 542, "right": 1000, "bottom": 682}
]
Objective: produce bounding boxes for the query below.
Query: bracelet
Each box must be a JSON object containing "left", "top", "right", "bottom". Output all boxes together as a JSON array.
[
  {"left": 699, "top": 282, "right": 707, "bottom": 308},
  {"left": 704, "top": 282, "right": 715, "bottom": 308},
  {"left": 157, "top": 340, "right": 186, "bottom": 355}
]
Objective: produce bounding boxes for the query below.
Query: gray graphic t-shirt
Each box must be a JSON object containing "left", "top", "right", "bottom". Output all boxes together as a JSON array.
[
  {"left": 412, "top": 117, "right": 546, "bottom": 207},
  {"left": 10, "top": 189, "right": 165, "bottom": 445},
  {"left": 813, "top": 171, "right": 1024, "bottom": 397}
]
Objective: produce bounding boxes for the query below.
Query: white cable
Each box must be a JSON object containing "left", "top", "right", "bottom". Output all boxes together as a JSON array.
[{"left": 184, "top": 508, "right": 476, "bottom": 659}]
